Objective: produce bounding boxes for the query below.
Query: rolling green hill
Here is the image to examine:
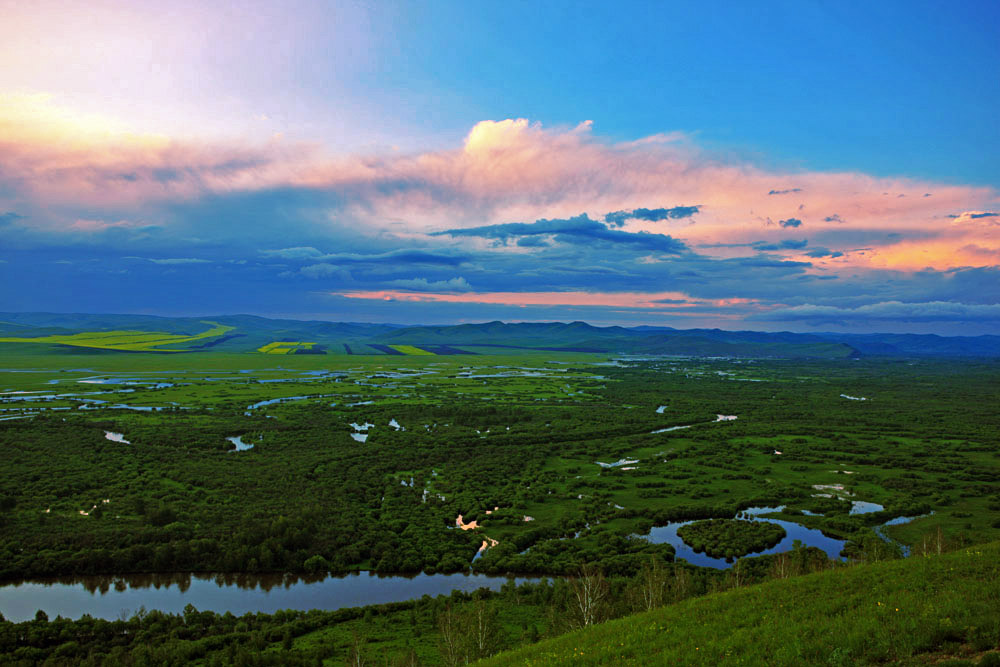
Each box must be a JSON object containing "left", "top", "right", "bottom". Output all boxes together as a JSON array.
[
  {"left": 1, "top": 312, "right": 998, "bottom": 358},
  {"left": 483, "top": 541, "right": 1000, "bottom": 666}
]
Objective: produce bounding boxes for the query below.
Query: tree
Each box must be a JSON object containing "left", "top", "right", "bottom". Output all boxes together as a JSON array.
[
  {"left": 464, "top": 600, "right": 505, "bottom": 661},
  {"left": 631, "top": 556, "right": 669, "bottom": 612},
  {"left": 566, "top": 564, "right": 610, "bottom": 629},
  {"left": 436, "top": 606, "right": 464, "bottom": 667},
  {"left": 437, "top": 600, "right": 506, "bottom": 665},
  {"left": 345, "top": 630, "right": 368, "bottom": 667}
]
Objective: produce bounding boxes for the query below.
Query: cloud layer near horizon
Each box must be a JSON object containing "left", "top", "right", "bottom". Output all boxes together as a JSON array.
[{"left": 1, "top": 96, "right": 998, "bottom": 333}]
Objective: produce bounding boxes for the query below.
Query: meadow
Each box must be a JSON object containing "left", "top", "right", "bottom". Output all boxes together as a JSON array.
[
  {"left": 1, "top": 348, "right": 997, "bottom": 581},
  {"left": 1, "top": 345, "right": 999, "bottom": 663}
]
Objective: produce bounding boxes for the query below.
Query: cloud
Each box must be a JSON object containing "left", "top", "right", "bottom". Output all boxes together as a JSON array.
[
  {"left": 948, "top": 211, "right": 999, "bottom": 224},
  {"left": 0, "top": 212, "right": 23, "bottom": 226},
  {"left": 804, "top": 248, "right": 844, "bottom": 258},
  {"left": 299, "top": 263, "right": 344, "bottom": 278},
  {"left": 434, "top": 213, "right": 688, "bottom": 254},
  {"left": 261, "top": 246, "right": 327, "bottom": 260},
  {"left": 754, "top": 239, "right": 808, "bottom": 251},
  {"left": 386, "top": 277, "right": 472, "bottom": 292},
  {"left": 338, "top": 288, "right": 756, "bottom": 310},
  {"left": 604, "top": 206, "right": 700, "bottom": 226},
  {"left": 2, "top": 103, "right": 999, "bottom": 333},
  {"left": 753, "top": 301, "right": 1000, "bottom": 324},
  {"left": 147, "top": 257, "right": 211, "bottom": 265},
  {"left": 121, "top": 255, "right": 211, "bottom": 265},
  {"left": 3, "top": 102, "right": 996, "bottom": 276},
  {"left": 516, "top": 236, "right": 550, "bottom": 248},
  {"left": 263, "top": 248, "right": 468, "bottom": 266}
]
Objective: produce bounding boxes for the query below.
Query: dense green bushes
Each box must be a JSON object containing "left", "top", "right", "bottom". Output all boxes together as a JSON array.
[
  {"left": 677, "top": 519, "right": 786, "bottom": 559},
  {"left": 0, "top": 356, "right": 998, "bottom": 581}
]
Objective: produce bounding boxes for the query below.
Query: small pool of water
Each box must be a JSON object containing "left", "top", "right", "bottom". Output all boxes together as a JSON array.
[
  {"left": 650, "top": 425, "right": 692, "bottom": 434},
  {"left": 850, "top": 501, "right": 884, "bottom": 515},
  {"left": 227, "top": 436, "right": 254, "bottom": 452}
]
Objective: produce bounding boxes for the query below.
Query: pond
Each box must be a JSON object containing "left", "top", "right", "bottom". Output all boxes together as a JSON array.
[
  {"left": 226, "top": 436, "right": 253, "bottom": 452},
  {"left": 637, "top": 507, "right": 848, "bottom": 569},
  {"left": 849, "top": 501, "right": 884, "bottom": 515},
  {"left": 0, "top": 572, "right": 542, "bottom": 623}
]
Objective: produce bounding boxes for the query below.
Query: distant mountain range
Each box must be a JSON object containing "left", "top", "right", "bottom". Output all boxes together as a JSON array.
[{"left": 1, "top": 312, "right": 998, "bottom": 358}]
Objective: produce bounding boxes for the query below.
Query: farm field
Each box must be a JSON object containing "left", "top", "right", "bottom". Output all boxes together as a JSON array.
[
  {"left": 0, "top": 322, "right": 234, "bottom": 352},
  {"left": 1, "top": 349, "right": 998, "bottom": 583}
]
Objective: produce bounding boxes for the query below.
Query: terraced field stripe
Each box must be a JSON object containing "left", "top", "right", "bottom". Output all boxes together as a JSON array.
[
  {"left": 387, "top": 344, "right": 435, "bottom": 356},
  {"left": 366, "top": 344, "right": 404, "bottom": 355}
]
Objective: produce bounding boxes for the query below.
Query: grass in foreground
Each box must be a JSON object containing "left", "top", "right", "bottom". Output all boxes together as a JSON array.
[{"left": 484, "top": 541, "right": 1000, "bottom": 666}]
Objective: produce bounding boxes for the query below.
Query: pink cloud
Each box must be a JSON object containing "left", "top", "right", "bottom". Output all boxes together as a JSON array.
[
  {"left": 338, "top": 289, "right": 756, "bottom": 310},
  {"left": 68, "top": 219, "right": 142, "bottom": 232},
  {"left": 2, "top": 99, "right": 997, "bottom": 272}
]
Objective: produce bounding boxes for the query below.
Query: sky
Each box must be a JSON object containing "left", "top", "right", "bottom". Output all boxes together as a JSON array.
[{"left": 1, "top": 0, "right": 998, "bottom": 335}]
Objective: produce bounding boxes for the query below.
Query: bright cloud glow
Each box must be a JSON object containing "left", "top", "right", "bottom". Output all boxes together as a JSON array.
[{"left": 0, "top": 2, "right": 997, "bottom": 334}]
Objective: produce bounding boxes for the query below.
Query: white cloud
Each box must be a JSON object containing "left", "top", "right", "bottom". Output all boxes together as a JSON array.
[
  {"left": 753, "top": 301, "right": 1000, "bottom": 323},
  {"left": 386, "top": 277, "right": 472, "bottom": 292}
]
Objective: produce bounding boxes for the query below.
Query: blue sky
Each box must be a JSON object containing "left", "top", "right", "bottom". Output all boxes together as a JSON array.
[{"left": 0, "top": 0, "right": 998, "bottom": 333}]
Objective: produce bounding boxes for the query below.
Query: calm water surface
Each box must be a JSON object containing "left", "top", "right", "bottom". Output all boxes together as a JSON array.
[
  {"left": 0, "top": 572, "right": 541, "bottom": 623},
  {"left": 638, "top": 506, "right": 848, "bottom": 569}
]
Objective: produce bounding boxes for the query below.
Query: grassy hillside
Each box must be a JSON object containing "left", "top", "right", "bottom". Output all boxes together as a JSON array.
[
  {"left": 484, "top": 541, "right": 1000, "bottom": 666},
  {"left": 0, "top": 321, "right": 233, "bottom": 352},
  {"left": 2, "top": 312, "right": 998, "bottom": 357}
]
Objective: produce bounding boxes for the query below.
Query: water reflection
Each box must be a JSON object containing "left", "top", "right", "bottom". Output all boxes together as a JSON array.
[
  {"left": 0, "top": 571, "right": 541, "bottom": 623},
  {"left": 638, "top": 506, "right": 848, "bottom": 569}
]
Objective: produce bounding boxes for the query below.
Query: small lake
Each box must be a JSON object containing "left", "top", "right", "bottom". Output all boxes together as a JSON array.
[
  {"left": 637, "top": 507, "right": 848, "bottom": 569},
  {"left": 0, "top": 572, "right": 542, "bottom": 623},
  {"left": 226, "top": 436, "right": 253, "bottom": 451}
]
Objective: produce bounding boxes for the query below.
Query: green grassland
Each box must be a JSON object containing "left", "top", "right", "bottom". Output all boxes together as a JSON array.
[
  {"left": 484, "top": 541, "right": 1000, "bottom": 666},
  {"left": 1, "top": 346, "right": 999, "bottom": 665},
  {"left": 0, "top": 322, "right": 233, "bottom": 352},
  {"left": 11, "top": 312, "right": 991, "bottom": 357},
  {"left": 1, "top": 350, "right": 998, "bottom": 581},
  {"left": 388, "top": 344, "right": 437, "bottom": 355}
]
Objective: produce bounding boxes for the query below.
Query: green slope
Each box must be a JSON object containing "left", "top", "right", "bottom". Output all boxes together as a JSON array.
[{"left": 484, "top": 542, "right": 1000, "bottom": 666}]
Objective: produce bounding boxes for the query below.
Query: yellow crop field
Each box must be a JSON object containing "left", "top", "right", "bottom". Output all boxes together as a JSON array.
[
  {"left": 257, "top": 341, "right": 316, "bottom": 354},
  {"left": 387, "top": 344, "right": 435, "bottom": 355},
  {"left": 0, "top": 322, "right": 233, "bottom": 352}
]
